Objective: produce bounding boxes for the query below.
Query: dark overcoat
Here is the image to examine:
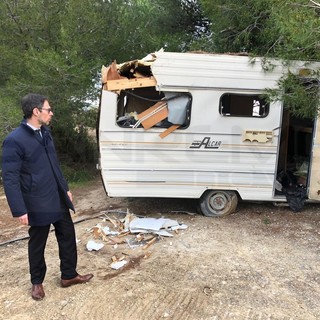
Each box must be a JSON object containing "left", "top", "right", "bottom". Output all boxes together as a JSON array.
[{"left": 1, "top": 119, "right": 74, "bottom": 226}]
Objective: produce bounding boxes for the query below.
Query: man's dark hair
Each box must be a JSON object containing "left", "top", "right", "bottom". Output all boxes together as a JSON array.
[{"left": 21, "top": 93, "right": 48, "bottom": 119}]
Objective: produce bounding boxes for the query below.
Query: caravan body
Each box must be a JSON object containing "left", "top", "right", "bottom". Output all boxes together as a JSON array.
[{"left": 98, "top": 51, "right": 320, "bottom": 216}]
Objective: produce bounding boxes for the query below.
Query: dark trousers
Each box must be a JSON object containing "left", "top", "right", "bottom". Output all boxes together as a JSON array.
[{"left": 28, "top": 211, "right": 78, "bottom": 284}]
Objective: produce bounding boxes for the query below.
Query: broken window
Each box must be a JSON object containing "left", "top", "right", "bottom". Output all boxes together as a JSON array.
[
  {"left": 116, "top": 88, "right": 192, "bottom": 130},
  {"left": 219, "top": 93, "right": 269, "bottom": 117}
]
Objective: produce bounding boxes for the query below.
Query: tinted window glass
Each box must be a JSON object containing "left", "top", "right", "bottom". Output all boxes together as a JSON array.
[{"left": 220, "top": 94, "right": 269, "bottom": 117}]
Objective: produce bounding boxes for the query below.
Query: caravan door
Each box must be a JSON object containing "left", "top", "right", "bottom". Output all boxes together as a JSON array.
[{"left": 308, "top": 116, "right": 320, "bottom": 200}]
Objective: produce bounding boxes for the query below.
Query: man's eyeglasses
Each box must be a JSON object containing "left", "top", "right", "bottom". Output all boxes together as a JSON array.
[{"left": 40, "top": 108, "right": 53, "bottom": 113}]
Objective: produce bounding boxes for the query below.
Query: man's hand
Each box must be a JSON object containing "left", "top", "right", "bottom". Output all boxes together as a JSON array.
[
  {"left": 67, "top": 191, "right": 73, "bottom": 202},
  {"left": 18, "top": 213, "right": 29, "bottom": 225}
]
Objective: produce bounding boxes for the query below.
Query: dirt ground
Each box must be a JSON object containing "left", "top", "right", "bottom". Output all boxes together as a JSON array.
[{"left": 0, "top": 178, "right": 320, "bottom": 320}]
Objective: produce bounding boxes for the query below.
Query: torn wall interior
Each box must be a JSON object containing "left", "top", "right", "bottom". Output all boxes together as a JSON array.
[{"left": 101, "top": 53, "right": 191, "bottom": 138}]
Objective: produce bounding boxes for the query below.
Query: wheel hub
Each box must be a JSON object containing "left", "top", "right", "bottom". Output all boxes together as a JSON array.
[{"left": 209, "top": 194, "right": 227, "bottom": 210}]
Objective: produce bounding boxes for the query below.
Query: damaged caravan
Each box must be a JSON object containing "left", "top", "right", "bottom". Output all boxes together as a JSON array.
[{"left": 98, "top": 51, "right": 320, "bottom": 216}]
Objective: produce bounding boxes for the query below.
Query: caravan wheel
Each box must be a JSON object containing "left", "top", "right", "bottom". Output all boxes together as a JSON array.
[{"left": 199, "top": 190, "right": 238, "bottom": 217}]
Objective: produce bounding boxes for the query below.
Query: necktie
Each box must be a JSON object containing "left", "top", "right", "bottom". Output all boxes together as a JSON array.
[{"left": 35, "top": 129, "right": 42, "bottom": 139}]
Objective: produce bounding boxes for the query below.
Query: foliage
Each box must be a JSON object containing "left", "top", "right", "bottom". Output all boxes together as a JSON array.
[
  {"left": 199, "top": 0, "right": 275, "bottom": 54},
  {"left": 199, "top": 0, "right": 320, "bottom": 117},
  {"left": 1, "top": 0, "right": 320, "bottom": 163},
  {"left": 265, "top": 72, "right": 320, "bottom": 118},
  {"left": 0, "top": 0, "right": 201, "bottom": 169},
  {"left": 60, "top": 163, "right": 99, "bottom": 187},
  {"left": 199, "top": 0, "right": 320, "bottom": 60},
  {"left": 0, "top": 93, "right": 21, "bottom": 144}
]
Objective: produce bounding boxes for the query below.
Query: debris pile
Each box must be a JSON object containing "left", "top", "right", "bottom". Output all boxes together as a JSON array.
[{"left": 85, "top": 211, "right": 188, "bottom": 270}]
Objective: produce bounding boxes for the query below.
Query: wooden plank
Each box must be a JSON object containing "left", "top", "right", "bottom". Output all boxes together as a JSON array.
[
  {"left": 102, "top": 61, "right": 125, "bottom": 90},
  {"left": 137, "top": 102, "right": 168, "bottom": 129},
  {"left": 106, "top": 76, "right": 157, "bottom": 91},
  {"left": 142, "top": 237, "right": 157, "bottom": 250},
  {"left": 159, "top": 124, "right": 180, "bottom": 139}
]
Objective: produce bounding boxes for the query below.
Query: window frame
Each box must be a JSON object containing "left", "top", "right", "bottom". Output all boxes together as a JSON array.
[{"left": 219, "top": 92, "right": 270, "bottom": 118}]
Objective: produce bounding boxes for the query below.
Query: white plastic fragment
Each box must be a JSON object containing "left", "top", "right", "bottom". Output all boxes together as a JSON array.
[
  {"left": 171, "top": 224, "right": 188, "bottom": 231},
  {"left": 86, "top": 240, "right": 104, "bottom": 251},
  {"left": 111, "top": 260, "right": 128, "bottom": 270},
  {"left": 102, "top": 225, "right": 119, "bottom": 235}
]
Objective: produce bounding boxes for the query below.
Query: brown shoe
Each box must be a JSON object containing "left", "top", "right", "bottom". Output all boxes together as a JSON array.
[
  {"left": 61, "top": 274, "right": 94, "bottom": 288},
  {"left": 31, "top": 284, "right": 45, "bottom": 300}
]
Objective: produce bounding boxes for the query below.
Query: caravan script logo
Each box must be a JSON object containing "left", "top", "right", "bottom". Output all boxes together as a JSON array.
[{"left": 189, "top": 137, "right": 221, "bottom": 149}]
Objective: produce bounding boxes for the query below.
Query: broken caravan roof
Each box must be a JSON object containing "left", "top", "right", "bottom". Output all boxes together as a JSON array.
[
  {"left": 102, "top": 50, "right": 320, "bottom": 92},
  {"left": 101, "top": 51, "right": 158, "bottom": 91},
  {"left": 101, "top": 50, "right": 190, "bottom": 138},
  {"left": 101, "top": 50, "right": 284, "bottom": 91}
]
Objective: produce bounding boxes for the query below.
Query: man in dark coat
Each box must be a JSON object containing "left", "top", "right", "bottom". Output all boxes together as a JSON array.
[{"left": 1, "top": 93, "right": 93, "bottom": 300}]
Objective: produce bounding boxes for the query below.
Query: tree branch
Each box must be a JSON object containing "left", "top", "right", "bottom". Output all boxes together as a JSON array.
[{"left": 310, "top": 0, "right": 320, "bottom": 8}]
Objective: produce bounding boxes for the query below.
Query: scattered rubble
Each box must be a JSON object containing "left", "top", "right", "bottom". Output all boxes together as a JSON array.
[{"left": 85, "top": 210, "right": 188, "bottom": 270}]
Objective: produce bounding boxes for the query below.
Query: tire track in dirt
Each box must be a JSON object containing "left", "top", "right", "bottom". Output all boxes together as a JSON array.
[
  {"left": 70, "top": 286, "right": 210, "bottom": 319},
  {"left": 63, "top": 282, "right": 296, "bottom": 320}
]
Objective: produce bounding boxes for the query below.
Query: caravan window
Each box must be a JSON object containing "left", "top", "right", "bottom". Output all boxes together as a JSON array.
[
  {"left": 116, "top": 88, "right": 192, "bottom": 129},
  {"left": 219, "top": 93, "right": 269, "bottom": 117}
]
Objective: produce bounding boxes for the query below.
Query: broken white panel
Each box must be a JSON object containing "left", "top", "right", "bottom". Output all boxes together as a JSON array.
[
  {"left": 111, "top": 260, "right": 128, "bottom": 270},
  {"left": 154, "top": 230, "right": 174, "bottom": 237},
  {"left": 127, "top": 229, "right": 152, "bottom": 234},
  {"left": 129, "top": 217, "right": 167, "bottom": 232},
  {"left": 129, "top": 217, "right": 187, "bottom": 235},
  {"left": 86, "top": 240, "right": 104, "bottom": 251},
  {"left": 161, "top": 218, "right": 181, "bottom": 229}
]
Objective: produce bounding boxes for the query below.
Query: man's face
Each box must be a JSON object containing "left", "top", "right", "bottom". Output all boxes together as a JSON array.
[{"left": 38, "top": 100, "right": 53, "bottom": 125}]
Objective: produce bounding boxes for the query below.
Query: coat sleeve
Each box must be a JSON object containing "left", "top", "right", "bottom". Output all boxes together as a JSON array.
[{"left": 1, "top": 137, "right": 28, "bottom": 217}]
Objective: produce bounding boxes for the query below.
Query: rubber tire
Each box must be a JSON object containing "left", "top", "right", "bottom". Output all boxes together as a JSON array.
[{"left": 198, "top": 190, "right": 238, "bottom": 217}]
